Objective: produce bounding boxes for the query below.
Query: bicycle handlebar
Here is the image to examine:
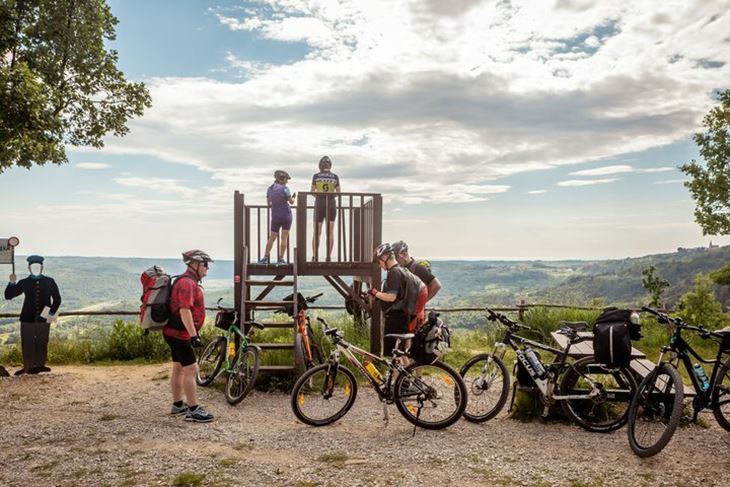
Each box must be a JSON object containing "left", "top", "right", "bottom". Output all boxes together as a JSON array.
[
  {"left": 485, "top": 307, "right": 531, "bottom": 331},
  {"left": 306, "top": 292, "right": 324, "bottom": 303},
  {"left": 640, "top": 306, "right": 724, "bottom": 338}
]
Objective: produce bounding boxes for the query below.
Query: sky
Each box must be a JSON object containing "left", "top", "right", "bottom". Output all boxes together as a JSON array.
[{"left": 2, "top": 0, "right": 730, "bottom": 260}]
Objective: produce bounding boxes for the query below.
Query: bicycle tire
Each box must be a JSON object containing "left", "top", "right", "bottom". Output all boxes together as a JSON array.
[
  {"left": 394, "top": 361, "right": 467, "bottom": 430},
  {"left": 459, "top": 353, "right": 510, "bottom": 423},
  {"left": 712, "top": 357, "right": 730, "bottom": 431},
  {"left": 224, "top": 346, "right": 260, "bottom": 405},
  {"left": 293, "top": 333, "right": 307, "bottom": 376},
  {"left": 560, "top": 356, "right": 637, "bottom": 433},
  {"left": 627, "top": 363, "right": 684, "bottom": 457},
  {"left": 291, "top": 363, "right": 358, "bottom": 426},
  {"left": 196, "top": 336, "right": 226, "bottom": 386}
]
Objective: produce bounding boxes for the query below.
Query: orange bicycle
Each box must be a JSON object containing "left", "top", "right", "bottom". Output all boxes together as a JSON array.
[{"left": 279, "top": 293, "right": 324, "bottom": 373}]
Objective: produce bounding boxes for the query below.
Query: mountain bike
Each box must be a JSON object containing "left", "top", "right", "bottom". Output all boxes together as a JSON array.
[
  {"left": 626, "top": 306, "right": 730, "bottom": 457},
  {"left": 291, "top": 317, "right": 467, "bottom": 431},
  {"left": 460, "top": 308, "right": 637, "bottom": 432},
  {"left": 279, "top": 292, "right": 324, "bottom": 373},
  {"left": 196, "top": 299, "right": 265, "bottom": 405}
]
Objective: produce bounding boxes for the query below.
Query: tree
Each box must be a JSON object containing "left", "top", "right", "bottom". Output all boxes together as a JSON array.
[
  {"left": 0, "top": 0, "right": 151, "bottom": 172},
  {"left": 641, "top": 265, "right": 670, "bottom": 307},
  {"left": 676, "top": 274, "right": 725, "bottom": 330},
  {"left": 680, "top": 90, "right": 730, "bottom": 235}
]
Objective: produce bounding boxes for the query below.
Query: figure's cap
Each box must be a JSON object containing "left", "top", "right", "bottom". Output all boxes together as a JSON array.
[{"left": 27, "top": 255, "right": 44, "bottom": 264}]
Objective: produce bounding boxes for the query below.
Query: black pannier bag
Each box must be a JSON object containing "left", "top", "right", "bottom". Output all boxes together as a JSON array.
[
  {"left": 215, "top": 309, "right": 236, "bottom": 331},
  {"left": 593, "top": 308, "right": 637, "bottom": 368},
  {"left": 410, "top": 311, "right": 451, "bottom": 365}
]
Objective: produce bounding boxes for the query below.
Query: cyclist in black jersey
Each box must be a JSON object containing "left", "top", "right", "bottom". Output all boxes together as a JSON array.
[
  {"left": 311, "top": 156, "right": 340, "bottom": 261},
  {"left": 392, "top": 240, "right": 442, "bottom": 302}
]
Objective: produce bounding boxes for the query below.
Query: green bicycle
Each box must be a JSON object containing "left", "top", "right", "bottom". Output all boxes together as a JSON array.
[{"left": 196, "top": 299, "right": 265, "bottom": 405}]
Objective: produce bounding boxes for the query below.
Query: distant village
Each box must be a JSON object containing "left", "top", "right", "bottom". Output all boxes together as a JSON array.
[{"left": 677, "top": 241, "right": 723, "bottom": 253}]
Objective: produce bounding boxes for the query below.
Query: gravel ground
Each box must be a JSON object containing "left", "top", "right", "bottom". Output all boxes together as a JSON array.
[{"left": 0, "top": 365, "right": 728, "bottom": 487}]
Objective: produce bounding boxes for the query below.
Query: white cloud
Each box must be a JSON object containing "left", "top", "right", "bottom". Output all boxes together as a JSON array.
[
  {"left": 557, "top": 178, "right": 619, "bottom": 187},
  {"left": 640, "top": 166, "right": 675, "bottom": 173},
  {"left": 114, "top": 177, "right": 200, "bottom": 197},
  {"left": 653, "top": 179, "right": 688, "bottom": 185},
  {"left": 570, "top": 165, "right": 635, "bottom": 176},
  {"left": 528, "top": 190, "right": 547, "bottom": 194},
  {"left": 76, "top": 162, "right": 110, "bottom": 170},
  {"left": 95, "top": 1, "right": 729, "bottom": 207}
]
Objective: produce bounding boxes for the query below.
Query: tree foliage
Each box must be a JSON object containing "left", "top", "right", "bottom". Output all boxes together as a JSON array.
[
  {"left": 676, "top": 274, "right": 726, "bottom": 330},
  {"left": 680, "top": 90, "right": 730, "bottom": 235},
  {"left": 0, "top": 0, "right": 151, "bottom": 172},
  {"left": 641, "top": 265, "right": 670, "bottom": 307}
]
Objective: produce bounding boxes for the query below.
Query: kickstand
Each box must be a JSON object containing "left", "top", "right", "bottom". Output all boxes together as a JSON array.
[
  {"left": 412, "top": 404, "right": 422, "bottom": 437},
  {"left": 508, "top": 382, "right": 517, "bottom": 413},
  {"left": 382, "top": 403, "right": 389, "bottom": 426}
]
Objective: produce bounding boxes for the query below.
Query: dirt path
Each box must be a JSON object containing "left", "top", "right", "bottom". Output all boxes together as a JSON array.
[{"left": 0, "top": 365, "right": 728, "bottom": 487}]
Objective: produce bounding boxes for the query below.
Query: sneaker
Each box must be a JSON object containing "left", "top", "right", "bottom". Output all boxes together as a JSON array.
[
  {"left": 0, "top": 366, "right": 9, "bottom": 377},
  {"left": 29, "top": 366, "right": 51, "bottom": 374},
  {"left": 14, "top": 368, "right": 26, "bottom": 376},
  {"left": 185, "top": 406, "right": 214, "bottom": 423},
  {"left": 170, "top": 402, "right": 189, "bottom": 416},
  {"left": 276, "top": 258, "right": 287, "bottom": 265},
  {"left": 258, "top": 256, "right": 270, "bottom": 264}
]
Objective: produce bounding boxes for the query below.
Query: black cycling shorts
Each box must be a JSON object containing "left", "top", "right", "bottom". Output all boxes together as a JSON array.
[
  {"left": 164, "top": 334, "right": 196, "bottom": 367},
  {"left": 383, "top": 311, "right": 410, "bottom": 357},
  {"left": 314, "top": 197, "right": 337, "bottom": 223}
]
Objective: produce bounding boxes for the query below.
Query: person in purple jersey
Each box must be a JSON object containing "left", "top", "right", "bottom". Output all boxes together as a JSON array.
[{"left": 260, "top": 170, "right": 295, "bottom": 265}]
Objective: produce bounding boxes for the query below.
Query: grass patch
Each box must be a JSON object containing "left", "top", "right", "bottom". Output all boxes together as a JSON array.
[
  {"left": 98, "top": 414, "right": 118, "bottom": 421},
  {"left": 172, "top": 472, "right": 205, "bottom": 487},
  {"left": 471, "top": 466, "right": 515, "bottom": 486},
  {"left": 232, "top": 441, "right": 254, "bottom": 451},
  {"left": 219, "top": 458, "right": 238, "bottom": 467},
  {"left": 31, "top": 460, "right": 60, "bottom": 472}
]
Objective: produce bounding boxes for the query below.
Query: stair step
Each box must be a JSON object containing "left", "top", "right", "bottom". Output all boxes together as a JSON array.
[
  {"left": 246, "top": 300, "right": 294, "bottom": 307},
  {"left": 254, "top": 342, "right": 295, "bottom": 350},
  {"left": 259, "top": 365, "right": 296, "bottom": 373},
  {"left": 260, "top": 320, "right": 296, "bottom": 328},
  {"left": 245, "top": 280, "right": 295, "bottom": 286}
]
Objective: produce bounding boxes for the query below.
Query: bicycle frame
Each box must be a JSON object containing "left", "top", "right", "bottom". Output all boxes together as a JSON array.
[
  {"left": 297, "top": 309, "right": 316, "bottom": 363},
  {"left": 215, "top": 324, "right": 257, "bottom": 378}
]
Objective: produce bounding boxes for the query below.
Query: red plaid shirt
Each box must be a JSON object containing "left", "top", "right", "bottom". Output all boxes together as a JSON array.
[{"left": 163, "top": 269, "right": 205, "bottom": 340}]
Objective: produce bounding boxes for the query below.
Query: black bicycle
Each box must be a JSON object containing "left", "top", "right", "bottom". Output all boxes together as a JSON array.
[
  {"left": 460, "top": 308, "right": 637, "bottom": 432},
  {"left": 626, "top": 306, "right": 730, "bottom": 457}
]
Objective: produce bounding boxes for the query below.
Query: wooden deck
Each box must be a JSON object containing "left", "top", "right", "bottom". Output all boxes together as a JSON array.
[{"left": 551, "top": 331, "right": 696, "bottom": 397}]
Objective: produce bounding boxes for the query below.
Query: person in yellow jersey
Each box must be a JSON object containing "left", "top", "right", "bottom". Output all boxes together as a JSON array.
[{"left": 311, "top": 155, "right": 340, "bottom": 261}]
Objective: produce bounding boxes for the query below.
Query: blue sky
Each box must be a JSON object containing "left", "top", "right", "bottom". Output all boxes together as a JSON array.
[{"left": 2, "top": 0, "right": 730, "bottom": 260}]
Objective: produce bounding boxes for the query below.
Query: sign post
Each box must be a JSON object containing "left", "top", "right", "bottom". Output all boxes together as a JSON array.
[{"left": 0, "top": 236, "right": 20, "bottom": 275}]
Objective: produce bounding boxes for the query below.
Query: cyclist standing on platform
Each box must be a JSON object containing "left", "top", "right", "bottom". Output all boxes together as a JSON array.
[
  {"left": 260, "top": 170, "right": 295, "bottom": 265},
  {"left": 163, "top": 250, "right": 214, "bottom": 423},
  {"left": 392, "top": 240, "right": 441, "bottom": 329},
  {"left": 311, "top": 156, "right": 340, "bottom": 262}
]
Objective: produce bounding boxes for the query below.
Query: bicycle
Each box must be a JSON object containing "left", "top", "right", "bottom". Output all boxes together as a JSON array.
[
  {"left": 279, "top": 292, "right": 324, "bottom": 372},
  {"left": 290, "top": 317, "right": 467, "bottom": 431},
  {"left": 626, "top": 306, "right": 730, "bottom": 457},
  {"left": 196, "top": 299, "right": 265, "bottom": 405},
  {"left": 460, "top": 308, "right": 637, "bottom": 432}
]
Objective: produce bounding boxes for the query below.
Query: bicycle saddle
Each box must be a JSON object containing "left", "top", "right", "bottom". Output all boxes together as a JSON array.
[
  {"left": 559, "top": 321, "right": 588, "bottom": 331},
  {"left": 385, "top": 333, "right": 414, "bottom": 340}
]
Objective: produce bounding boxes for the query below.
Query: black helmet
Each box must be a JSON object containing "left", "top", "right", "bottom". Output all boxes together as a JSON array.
[
  {"left": 319, "top": 156, "right": 332, "bottom": 172},
  {"left": 373, "top": 243, "right": 394, "bottom": 260},
  {"left": 182, "top": 249, "right": 214, "bottom": 266},
  {"left": 274, "top": 170, "right": 291, "bottom": 184},
  {"left": 392, "top": 240, "right": 408, "bottom": 255}
]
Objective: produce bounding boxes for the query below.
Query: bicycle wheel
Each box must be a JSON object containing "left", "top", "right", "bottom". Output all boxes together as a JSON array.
[
  {"left": 293, "top": 333, "right": 307, "bottom": 376},
  {"left": 196, "top": 336, "right": 226, "bottom": 386},
  {"left": 560, "top": 356, "right": 637, "bottom": 433},
  {"left": 627, "top": 363, "right": 684, "bottom": 457},
  {"left": 291, "top": 363, "right": 358, "bottom": 426},
  {"left": 225, "top": 346, "right": 260, "bottom": 405},
  {"left": 394, "top": 361, "right": 467, "bottom": 430},
  {"left": 712, "top": 358, "right": 730, "bottom": 431},
  {"left": 459, "top": 353, "right": 510, "bottom": 423}
]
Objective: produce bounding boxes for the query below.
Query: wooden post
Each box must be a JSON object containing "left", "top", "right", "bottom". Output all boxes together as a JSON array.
[
  {"left": 518, "top": 299, "right": 526, "bottom": 321},
  {"left": 296, "top": 192, "right": 307, "bottom": 270},
  {"left": 234, "top": 191, "right": 243, "bottom": 316},
  {"left": 369, "top": 194, "right": 383, "bottom": 355}
]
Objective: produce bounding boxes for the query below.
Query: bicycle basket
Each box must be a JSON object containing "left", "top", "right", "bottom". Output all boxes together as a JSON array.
[
  {"left": 409, "top": 312, "right": 451, "bottom": 365},
  {"left": 215, "top": 310, "right": 236, "bottom": 330}
]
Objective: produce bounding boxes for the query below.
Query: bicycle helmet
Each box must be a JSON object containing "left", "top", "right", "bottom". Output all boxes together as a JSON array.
[
  {"left": 319, "top": 156, "right": 332, "bottom": 172},
  {"left": 373, "top": 243, "right": 394, "bottom": 260},
  {"left": 391, "top": 240, "right": 408, "bottom": 255},
  {"left": 274, "top": 170, "right": 291, "bottom": 184},
  {"left": 182, "top": 249, "right": 214, "bottom": 266}
]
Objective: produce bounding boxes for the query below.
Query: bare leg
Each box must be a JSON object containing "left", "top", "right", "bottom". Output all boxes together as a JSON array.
[
  {"left": 279, "top": 229, "right": 290, "bottom": 259},
  {"left": 170, "top": 362, "right": 184, "bottom": 403},
  {"left": 312, "top": 222, "right": 323, "bottom": 260},
  {"left": 326, "top": 221, "right": 335, "bottom": 260},
  {"left": 182, "top": 363, "right": 199, "bottom": 406},
  {"left": 263, "top": 231, "right": 278, "bottom": 258}
]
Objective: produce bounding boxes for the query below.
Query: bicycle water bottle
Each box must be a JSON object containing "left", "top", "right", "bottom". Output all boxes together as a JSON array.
[
  {"left": 364, "top": 361, "right": 384, "bottom": 384},
  {"left": 524, "top": 348, "right": 547, "bottom": 379},
  {"left": 228, "top": 342, "right": 236, "bottom": 360},
  {"left": 693, "top": 364, "right": 710, "bottom": 391}
]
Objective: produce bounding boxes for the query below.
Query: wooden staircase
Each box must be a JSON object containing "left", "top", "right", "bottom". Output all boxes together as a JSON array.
[{"left": 242, "top": 251, "right": 299, "bottom": 373}]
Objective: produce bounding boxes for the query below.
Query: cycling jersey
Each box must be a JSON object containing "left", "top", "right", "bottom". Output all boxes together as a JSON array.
[
  {"left": 311, "top": 171, "right": 339, "bottom": 194},
  {"left": 406, "top": 258, "right": 436, "bottom": 286},
  {"left": 267, "top": 183, "right": 292, "bottom": 217}
]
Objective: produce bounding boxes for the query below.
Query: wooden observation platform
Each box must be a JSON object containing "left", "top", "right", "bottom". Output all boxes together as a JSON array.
[{"left": 233, "top": 191, "right": 383, "bottom": 372}]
